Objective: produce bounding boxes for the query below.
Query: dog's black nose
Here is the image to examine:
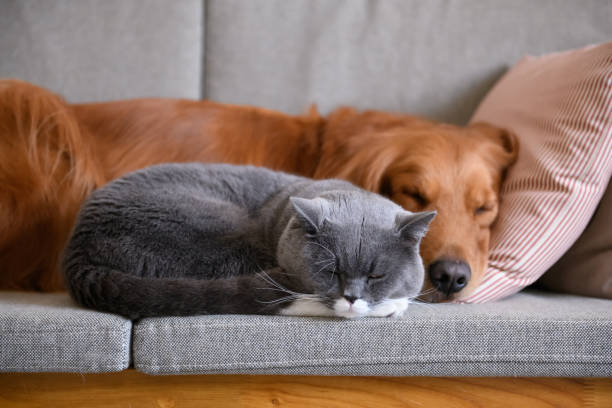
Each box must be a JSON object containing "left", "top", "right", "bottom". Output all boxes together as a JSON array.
[{"left": 428, "top": 260, "right": 471, "bottom": 295}]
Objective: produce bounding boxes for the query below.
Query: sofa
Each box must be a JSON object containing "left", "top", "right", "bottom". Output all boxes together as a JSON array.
[{"left": 1, "top": 0, "right": 611, "bottom": 404}]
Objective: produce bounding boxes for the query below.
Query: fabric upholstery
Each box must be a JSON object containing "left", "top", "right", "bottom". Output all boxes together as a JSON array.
[
  {"left": 0, "top": 292, "right": 131, "bottom": 373},
  {"left": 0, "top": 0, "right": 203, "bottom": 103},
  {"left": 467, "top": 42, "right": 612, "bottom": 303},
  {"left": 132, "top": 290, "right": 612, "bottom": 376},
  {"left": 538, "top": 179, "right": 612, "bottom": 299},
  {"left": 204, "top": 0, "right": 612, "bottom": 124}
]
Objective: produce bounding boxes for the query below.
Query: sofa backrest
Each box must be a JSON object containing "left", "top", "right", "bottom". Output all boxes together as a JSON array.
[
  {"left": 2, "top": 0, "right": 611, "bottom": 124},
  {"left": 0, "top": 0, "right": 203, "bottom": 101}
]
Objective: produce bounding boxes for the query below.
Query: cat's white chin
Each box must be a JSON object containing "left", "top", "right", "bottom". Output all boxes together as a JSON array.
[
  {"left": 334, "top": 297, "right": 410, "bottom": 318},
  {"left": 333, "top": 298, "right": 370, "bottom": 319}
]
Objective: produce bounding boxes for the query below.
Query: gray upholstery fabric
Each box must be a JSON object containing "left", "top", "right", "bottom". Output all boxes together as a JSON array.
[
  {"left": 0, "top": 0, "right": 203, "bottom": 102},
  {"left": 0, "top": 292, "right": 130, "bottom": 373},
  {"left": 204, "top": 0, "right": 612, "bottom": 124},
  {"left": 133, "top": 291, "right": 612, "bottom": 376}
]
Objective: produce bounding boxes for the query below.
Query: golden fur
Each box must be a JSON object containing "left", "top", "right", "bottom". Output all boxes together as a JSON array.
[{"left": 0, "top": 80, "right": 517, "bottom": 300}]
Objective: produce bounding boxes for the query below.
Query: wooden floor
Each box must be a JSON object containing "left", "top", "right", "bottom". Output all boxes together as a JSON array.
[{"left": 1, "top": 371, "right": 611, "bottom": 407}]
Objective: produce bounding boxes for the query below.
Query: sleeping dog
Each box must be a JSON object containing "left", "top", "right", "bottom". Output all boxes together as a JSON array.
[{"left": 0, "top": 79, "right": 517, "bottom": 301}]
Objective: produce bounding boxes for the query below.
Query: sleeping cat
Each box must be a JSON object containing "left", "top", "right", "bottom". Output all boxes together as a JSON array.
[{"left": 63, "top": 163, "right": 435, "bottom": 319}]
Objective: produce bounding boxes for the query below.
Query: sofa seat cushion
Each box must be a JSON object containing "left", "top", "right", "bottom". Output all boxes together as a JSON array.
[
  {"left": 0, "top": 292, "right": 131, "bottom": 373},
  {"left": 133, "top": 290, "right": 612, "bottom": 376}
]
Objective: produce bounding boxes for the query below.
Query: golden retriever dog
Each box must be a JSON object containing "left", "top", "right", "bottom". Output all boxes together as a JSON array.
[{"left": 0, "top": 80, "right": 517, "bottom": 301}]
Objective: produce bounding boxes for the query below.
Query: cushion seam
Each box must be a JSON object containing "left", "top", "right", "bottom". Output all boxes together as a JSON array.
[{"left": 135, "top": 356, "right": 612, "bottom": 370}]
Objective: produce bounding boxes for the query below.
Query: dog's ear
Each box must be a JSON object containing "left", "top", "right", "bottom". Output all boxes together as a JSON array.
[
  {"left": 470, "top": 122, "right": 520, "bottom": 169},
  {"left": 321, "top": 140, "right": 400, "bottom": 193},
  {"left": 316, "top": 108, "right": 409, "bottom": 192}
]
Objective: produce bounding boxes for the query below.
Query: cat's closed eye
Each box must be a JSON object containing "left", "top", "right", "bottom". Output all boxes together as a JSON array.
[{"left": 367, "top": 274, "right": 384, "bottom": 281}]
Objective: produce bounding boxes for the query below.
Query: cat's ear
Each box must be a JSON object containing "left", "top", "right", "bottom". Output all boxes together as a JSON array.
[
  {"left": 290, "top": 197, "right": 327, "bottom": 235},
  {"left": 395, "top": 211, "right": 436, "bottom": 242}
]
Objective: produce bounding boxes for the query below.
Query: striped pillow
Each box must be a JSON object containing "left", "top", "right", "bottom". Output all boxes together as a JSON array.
[{"left": 465, "top": 42, "right": 612, "bottom": 303}]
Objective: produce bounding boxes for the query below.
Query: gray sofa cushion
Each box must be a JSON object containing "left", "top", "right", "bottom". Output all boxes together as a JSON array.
[
  {"left": 0, "top": 292, "right": 130, "bottom": 373},
  {"left": 133, "top": 290, "right": 612, "bottom": 376},
  {"left": 0, "top": 0, "right": 203, "bottom": 102},
  {"left": 205, "top": 0, "right": 612, "bottom": 124}
]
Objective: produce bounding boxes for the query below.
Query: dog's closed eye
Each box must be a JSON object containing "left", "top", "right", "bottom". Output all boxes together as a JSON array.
[
  {"left": 474, "top": 206, "right": 488, "bottom": 215},
  {"left": 401, "top": 188, "right": 428, "bottom": 207},
  {"left": 474, "top": 203, "right": 495, "bottom": 216}
]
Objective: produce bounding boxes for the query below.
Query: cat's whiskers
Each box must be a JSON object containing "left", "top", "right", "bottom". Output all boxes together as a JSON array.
[
  {"left": 312, "top": 257, "right": 337, "bottom": 282},
  {"left": 315, "top": 261, "right": 335, "bottom": 276},
  {"left": 255, "top": 269, "right": 325, "bottom": 308},
  {"left": 257, "top": 293, "right": 321, "bottom": 305},
  {"left": 417, "top": 287, "right": 438, "bottom": 297},
  {"left": 406, "top": 297, "right": 437, "bottom": 311},
  {"left": 415, "top": 288, "right": 439, "bottom": 303},
  {"left": 256, "top": 271, "right": 296, "bottom": 295},
  {"left": 307, "top": 241, "right": 336, "bottom": 259},
  {"left": 251, "top": 263, "right": 296, "bottom": 294},
  {"left": 328, "top": 265, "right": 337, "bottom": 282},
  {"left": 312, "top": 257, "right": 335, "bottom": 266},
  {"left": 256, "top": 269, "right": 311, "bottom": 297}
]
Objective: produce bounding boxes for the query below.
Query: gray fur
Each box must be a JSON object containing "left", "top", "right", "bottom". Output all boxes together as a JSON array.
[{"left": 63, "top": 163, "right": 434, "bottom": 319}]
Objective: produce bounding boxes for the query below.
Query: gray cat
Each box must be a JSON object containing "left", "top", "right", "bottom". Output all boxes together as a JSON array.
[{"left": 63, "top": 163, "right": 434, "bottom": 319}]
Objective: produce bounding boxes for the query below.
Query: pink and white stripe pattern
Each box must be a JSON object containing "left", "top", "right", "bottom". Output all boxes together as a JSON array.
[{"left": 466, "top": 42, "right": 612, "bottom": 303}]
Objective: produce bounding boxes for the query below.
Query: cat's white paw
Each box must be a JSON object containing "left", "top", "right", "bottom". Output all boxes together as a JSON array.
[
  {"left": 279, "top": 297, "right": 409, "bottom": 319},
  {"left": 368, "top": 297, "right": 409, "bottom": 318},
  {"left": 279, "top": 298, "right": 335, "bottom": 317}
]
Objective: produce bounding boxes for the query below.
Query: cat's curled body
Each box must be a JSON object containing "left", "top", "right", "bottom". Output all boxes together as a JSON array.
[{"left": 63, "top": 163, "right": 434, "bottom": 319}]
